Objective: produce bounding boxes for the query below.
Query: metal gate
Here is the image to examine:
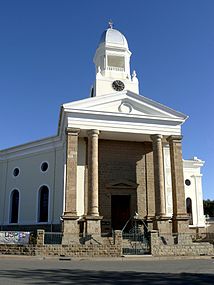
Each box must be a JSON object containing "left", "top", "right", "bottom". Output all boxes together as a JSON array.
[{"left": 122, "top": 220, "right": 151, "bottom": 255}]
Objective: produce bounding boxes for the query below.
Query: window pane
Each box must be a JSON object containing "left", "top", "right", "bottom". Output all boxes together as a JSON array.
[
  {"left": 10, "top": 190, "right": 19, "bottom": 223},
  {"left": 39, "top": 186, "right": 49, "bottom": 222},
  {"left": 107, "top": 56, "right": 125, "bottom": 68},
  {"left": 186, "top": 198, "right": 193, "bottom": 225}
]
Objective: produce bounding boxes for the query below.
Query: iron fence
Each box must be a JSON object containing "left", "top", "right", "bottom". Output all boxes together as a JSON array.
[{"left": 122, "top": 232, "right": 151, "bottom": 255}]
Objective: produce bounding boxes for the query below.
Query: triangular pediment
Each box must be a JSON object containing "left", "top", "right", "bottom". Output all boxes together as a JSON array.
[
  {"left": 106, "top": 180, "right": 138, "bottom": 189},
  {"left": 63, "top": 91, "right": 187, "bottom": 121}
]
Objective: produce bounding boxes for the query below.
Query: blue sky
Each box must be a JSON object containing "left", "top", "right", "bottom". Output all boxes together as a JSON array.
[{"left": 0, "top": 0, "right": 213, "bottom": 199}]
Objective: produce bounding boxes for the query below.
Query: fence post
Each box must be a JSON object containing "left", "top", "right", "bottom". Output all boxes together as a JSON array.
[
  {"left": 37, "top": 229, "right": 45, "bottom": 246},
  {"left": 150, "top": 230, "right": 159, "bottom": 256},
  {"left": 114, "top": 230, "right": 122, "bottom": 256},
  {"left": 114, "top": 230, "right": 122, "bottom": 245}
]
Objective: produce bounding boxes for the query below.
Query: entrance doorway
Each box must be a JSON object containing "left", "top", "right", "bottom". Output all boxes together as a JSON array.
[{"left": 111, "top": 195, "right": 131, "bottom": 230}]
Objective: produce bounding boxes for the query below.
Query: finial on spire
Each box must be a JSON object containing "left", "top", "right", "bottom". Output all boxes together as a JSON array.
[
  {"left": 132, "top": 70, "right": 137, "bottom": 78},
  {"left": 108, "top": 19, "right": 113, "bottom": 29}
]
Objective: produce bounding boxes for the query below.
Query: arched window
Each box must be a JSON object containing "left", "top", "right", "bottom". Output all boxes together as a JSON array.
[
  {"left": 38, "top": 186, "right": 49, "bottom": 222},
  {"left": 186, "top": 197, "right": 193, "bottom": 225},
  {"left": 10, "top": 190, "right": 19, "bottom": 223}
]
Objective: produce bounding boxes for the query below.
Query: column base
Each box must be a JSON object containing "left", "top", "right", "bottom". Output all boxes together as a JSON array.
[
  {"left": 61, "top": 215, "right": 80, "bottom": 244},
  {"left": 153, "top": 216, "right": 172, "bottom": 234},
  {"left": 146, "top": 216, "right": 155, "bottom": 231},
  {"left": 172, "top": 214, "right": 190, "bottom": 234},
  {"left": 85, "top": 215, "right": 103, "bottom": 235}
]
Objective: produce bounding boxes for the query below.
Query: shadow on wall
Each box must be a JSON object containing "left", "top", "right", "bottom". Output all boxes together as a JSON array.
[{"left": 0, "top": 269, "right": 213, "bottom": 284}]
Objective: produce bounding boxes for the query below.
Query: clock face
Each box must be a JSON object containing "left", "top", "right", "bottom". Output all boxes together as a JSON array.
[{"left": 112, "top": 80, "right": 125, "bottom": 91}]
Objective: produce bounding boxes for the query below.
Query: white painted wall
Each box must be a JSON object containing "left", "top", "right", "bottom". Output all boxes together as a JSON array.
[
  {"left": 0, "top": 146, "right": 64, "bottom": 226},
  {"left": 0, "top": 160, "right": 8, "bottom": 226},
  {"left": 183, "top": 158, "right": 205, "bottom": 227},
  {"left": 163, "top": 145, "right": 173, "bottom": 217},
  {"left": 163, "top": 146, "right": 206, "bottom": 228}
]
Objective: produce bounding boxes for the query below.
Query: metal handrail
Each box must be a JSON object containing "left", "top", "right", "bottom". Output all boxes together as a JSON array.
[
  {"left": 121, "top": 214, "right": 149, "bottom": 233},
  {"left": 121, "top": 216, "right": 133, "bottom": 233}
]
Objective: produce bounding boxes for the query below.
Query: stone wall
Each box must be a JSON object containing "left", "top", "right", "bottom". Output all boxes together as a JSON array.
[
  {"left": 0, "top": 230, "right": 122, "bottom": 258},
  {"left": 150, "top": 230, "right": 214, "bottom": 256},
  {"left": 0, "top": 244, "right": 35, "bottom": 256},
  {"left": 0, "top": 230, "right": 213, "bottom": 258},
  {"left": 98, "top": 140, "right": 154, "bottom": 232},
  {"left": 36, "top": 230, "right": 122, "bottom": 257}
]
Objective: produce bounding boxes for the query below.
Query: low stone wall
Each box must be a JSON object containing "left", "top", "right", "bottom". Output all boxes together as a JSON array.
[
  {"left": 35, "top": 243, "right": 121, "bottom": 257},
  {"left": 0, "top": 244, "right": 35, "bottom": 256},
  {"left": 150, "top": 231, "right": 214, "bottom": 257},
  {"left": 0, "top": 230, "right": 213, "bottom": 258},
  {"left": 0, "top": 244, "right": 122, "bottom": 258},
  {"left": 36, "top": 229, "right": 122, "bottom": 257},
  {"left": 0, "top": 230, "right": 122, "bottom": 258}
]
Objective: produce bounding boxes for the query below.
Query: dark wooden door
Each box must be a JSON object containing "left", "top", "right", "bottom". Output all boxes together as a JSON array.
[{"left": 111, "top": 195, "right": 131, "bottom": 230}]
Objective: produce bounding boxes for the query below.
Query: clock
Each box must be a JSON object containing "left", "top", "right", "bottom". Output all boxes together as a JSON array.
[{"left": 112, "top": 80, "right": 125, "bottom": 91}]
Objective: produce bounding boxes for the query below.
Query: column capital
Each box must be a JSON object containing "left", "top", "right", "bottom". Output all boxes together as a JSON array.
[
  {"left": 166, "top": 135, "right": 183, "bottom": 143},
  {"left": 150, "top": 134, "right": 163, "bottom": 141},
  {"left": 87, "top": 129, "right": 100, "bottom": 136},
  {"left": 65, "top": 127, "right": 80, "bottom": 136}
]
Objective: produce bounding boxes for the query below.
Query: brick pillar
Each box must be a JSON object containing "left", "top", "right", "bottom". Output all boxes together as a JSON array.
[
  {"left": 64, "top": 128, "right": 80, "bottom": 216},
  {"left": 167, "top": 135, "right": 189, "bottom": 233},
  {"left": 150, "top": 230, "right": 160, "bottom": 256},
  {"left": 62, "top": 128, "right": 80, "bottom": 244},
  {"left": 37, "top": 229, "right": 44, "bottom": 246},
  {"left": 151, "top": 134, "right": 166, "bottom": 217},
  {"left": 114, "top": 230, "right": 122, "bottom": 256}
]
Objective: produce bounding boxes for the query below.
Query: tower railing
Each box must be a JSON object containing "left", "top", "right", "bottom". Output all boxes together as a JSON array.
[{"left": 106, "top": 66, "right": 125, "bottom": 72}]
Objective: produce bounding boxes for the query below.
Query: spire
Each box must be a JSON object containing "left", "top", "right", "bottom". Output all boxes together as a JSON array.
[{"left": 108, "top": 19, "right": 113, "bottom": 29}]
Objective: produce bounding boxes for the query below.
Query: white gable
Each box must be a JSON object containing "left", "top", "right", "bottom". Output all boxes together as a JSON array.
[
  {"left": 61, "top": 91, "right": 188, "bottom": 138},
  {"left": 64, "top": 91, "right": 187, "bottom": 120}
]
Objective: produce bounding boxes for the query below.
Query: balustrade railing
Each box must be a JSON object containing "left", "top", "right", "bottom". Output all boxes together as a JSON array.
[{"left": 106, "top": 66, "right": 124, "bottom": 72}]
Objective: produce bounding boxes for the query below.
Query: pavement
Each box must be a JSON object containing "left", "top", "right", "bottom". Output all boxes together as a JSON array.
[{"left": 0, "top": 255, "right": 213, "bottom": 284}]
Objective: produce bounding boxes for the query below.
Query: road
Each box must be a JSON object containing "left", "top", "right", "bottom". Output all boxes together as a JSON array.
[{"left": 0, "top": 256, "right": 213, "bottom": 284}]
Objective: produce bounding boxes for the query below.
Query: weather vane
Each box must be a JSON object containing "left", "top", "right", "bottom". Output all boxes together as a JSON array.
[{"left": 108, "top": 19, "right": 113, "bottom": 29}]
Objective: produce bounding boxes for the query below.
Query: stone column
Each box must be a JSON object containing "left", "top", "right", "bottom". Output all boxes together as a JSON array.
[
  {"left": 62, "top": 128, "right": 80, "bottom": 244},
  {"left": 151, "top": 134, "right": 166, "bottom": 217},
  {"left": 88, "top": 129, "right": 100, "bottom": 216},
  {"left": 86, "top": 129, "right": 102, "bottom": 235},
  {"left": 167, "top": 135, "right": 189, "bottom": 234},
  {"left": 151, "top": 135, "right": 171, "bottom": 234}
]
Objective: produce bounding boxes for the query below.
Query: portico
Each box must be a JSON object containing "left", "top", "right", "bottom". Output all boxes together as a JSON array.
[{"left": 62, "top": 125, "right": 189, "bottom": 239}]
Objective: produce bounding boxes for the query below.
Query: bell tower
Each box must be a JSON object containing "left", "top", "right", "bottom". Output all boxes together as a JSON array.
[{"left": 92, "top": 22, "right": 139, "bottom": 97}]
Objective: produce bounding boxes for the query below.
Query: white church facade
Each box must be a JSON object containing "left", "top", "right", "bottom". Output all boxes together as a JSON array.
[{"left": 0, "top": 25, "right": 205, "bottom": 236}]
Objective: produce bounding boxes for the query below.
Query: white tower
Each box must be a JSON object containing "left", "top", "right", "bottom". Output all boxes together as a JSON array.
[{"left": 92, "top": 22, "right": 139, "bottom": 97}]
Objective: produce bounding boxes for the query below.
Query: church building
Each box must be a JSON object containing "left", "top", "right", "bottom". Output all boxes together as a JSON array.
[{"left": 0, "top": 24, "right": 205, "bottom": 239}]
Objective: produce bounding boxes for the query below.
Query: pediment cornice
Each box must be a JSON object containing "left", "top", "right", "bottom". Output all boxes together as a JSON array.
[
  {"left": 63, "top": 91, "right": 188, "bottom": 123},
  {"left": 106, "top": 180, "right": 138, "bottom": 189}
]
